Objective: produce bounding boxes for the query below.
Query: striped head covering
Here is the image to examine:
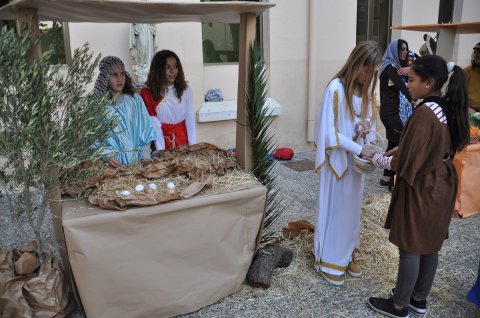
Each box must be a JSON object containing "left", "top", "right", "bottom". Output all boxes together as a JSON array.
[{"left": 93, "top": 56, "right": 133, "bottom": 96}]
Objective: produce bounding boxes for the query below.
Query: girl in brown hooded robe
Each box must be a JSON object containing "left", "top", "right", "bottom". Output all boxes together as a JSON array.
[{"left": 367, "top": 55, "right": 469, "bottom": 318}]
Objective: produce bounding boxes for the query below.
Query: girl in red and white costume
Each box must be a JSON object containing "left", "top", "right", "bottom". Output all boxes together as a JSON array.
[{"left": 140, "top": 50, "right": 196, "bottom": 151}]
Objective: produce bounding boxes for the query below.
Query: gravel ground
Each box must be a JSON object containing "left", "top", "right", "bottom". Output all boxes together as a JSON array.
[{"left": 1, "top": 150, "right": 479, "bottom": 318}]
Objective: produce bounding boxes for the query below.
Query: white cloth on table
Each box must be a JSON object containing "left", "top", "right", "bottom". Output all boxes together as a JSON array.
[{"left": 313, "top": 78, "right": 376, "bottom": 275}]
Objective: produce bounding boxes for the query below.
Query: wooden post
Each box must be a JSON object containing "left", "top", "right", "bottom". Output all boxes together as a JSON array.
[
  {"left": 15, "top": 8, "right": 41, "bottom": 64},
  {"left": 436, "top": 26, "right": 457, "bottom": 61},
  {"left": 236, "top": 13, "right": 256, "bottom": 171}
]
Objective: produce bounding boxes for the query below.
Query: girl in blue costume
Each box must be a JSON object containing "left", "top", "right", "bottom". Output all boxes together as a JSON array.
[{"left": 93, "top": 56, "right": 156, "bottom": 167}]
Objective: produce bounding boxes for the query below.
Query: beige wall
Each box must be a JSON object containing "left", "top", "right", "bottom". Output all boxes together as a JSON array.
[
  {"left": 396, "top": 0, "right": 439, "bottom": 56},
  {"left": 396, "top": 0, "right": 480, "bottom": 67},
  {"left": 67, "top": 0, "right": 480, "bottom": 152},
  {"left": 267, "top": 0, "right": 358, "bottom": 151},
  {"left": 457, "top": 0, "right": 480, "bottom": 67}
]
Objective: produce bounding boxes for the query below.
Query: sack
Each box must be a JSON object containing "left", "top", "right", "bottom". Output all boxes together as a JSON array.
[
  {"left": 274, "top": 148, "right": 294, "bottom": 160},
  {"left": 0, "top": 243, "right": 73, "bottom": 318}
]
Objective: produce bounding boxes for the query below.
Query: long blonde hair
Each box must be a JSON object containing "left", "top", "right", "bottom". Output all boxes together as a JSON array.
[{"left": 334, "top": 41, "right": 382, "bottom": 121}]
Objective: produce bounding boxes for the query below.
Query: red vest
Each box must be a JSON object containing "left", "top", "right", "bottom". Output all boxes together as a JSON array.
[{"left": 140, "top": 87, "right": 188, "bottom": 150}]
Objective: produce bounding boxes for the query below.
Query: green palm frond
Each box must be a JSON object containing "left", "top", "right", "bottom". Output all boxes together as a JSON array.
[
  {"left": 469, "top": 112, "right": 480, "bottom": 129},
  {"left": 246, "top": 42, "right": 284, "bottom": 243}
]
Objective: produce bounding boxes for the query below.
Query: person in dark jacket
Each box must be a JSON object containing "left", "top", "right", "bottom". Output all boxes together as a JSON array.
[{"left": 379, "top": 39, "right": 413, "bottom": 188}]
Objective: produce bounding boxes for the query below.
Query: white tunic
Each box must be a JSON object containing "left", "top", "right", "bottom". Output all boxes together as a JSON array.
[
  {"left": 149, "top": 84, "right": 196, "bottom": 150},
  {"left": 313, "top": 78, "right": 376, "bottom": 275}
]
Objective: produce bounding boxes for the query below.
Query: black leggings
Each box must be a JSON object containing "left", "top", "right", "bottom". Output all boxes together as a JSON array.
[
  {"left": 392, "top": 249, "right": 439, "bottom": 308},
  {"left": 383, "top": 140, "right": 398, "bottom": 178}
]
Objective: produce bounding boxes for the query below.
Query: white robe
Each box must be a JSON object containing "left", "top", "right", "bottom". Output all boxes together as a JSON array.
[
  {"left": 313, "top": 78, "right": 376, "bottom": 275},
  {"left": 149, "top": 84, "right": 196, "bottom": 150}
]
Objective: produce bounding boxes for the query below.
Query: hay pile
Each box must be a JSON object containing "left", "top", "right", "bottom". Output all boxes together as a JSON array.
[
  {"left": 274, "top": 193, "right": 397, "bottom": 283},
  {"left": 201, "top": 193, "right": 477, "bottom": 317},
  {"left": 190, "top": 194, "right": 400, "bottom": 317},
  {"left": 155, "top": 143, "right": 237, "bottom": 180},
  {"left": 62, "top": 143, "right": 257, "bottom": 210},
  {"left": 357, "top": 193, "right": 398, "bottom": 279}
]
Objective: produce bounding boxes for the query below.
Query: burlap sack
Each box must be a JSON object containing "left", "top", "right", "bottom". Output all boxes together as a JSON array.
[
  {"left": 23, "top": 253, "right": 73, "bottom": 318},
  {"left": 0, "top": 248, "right": 14, "bottom": 312},
  {"left": 0, "top": 243, "right": 73, "bottom": 318}
]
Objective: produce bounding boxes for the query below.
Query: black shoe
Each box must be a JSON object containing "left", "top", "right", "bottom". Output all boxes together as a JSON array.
[
  {"left": 368, "top": 297, "right": 410, "bottom": 318},
  {"left": 391, "top": 289, "right": 427, "bottom": 315},
  {"left": 379, "top": 178, "right": 394, "bottom": 187}
]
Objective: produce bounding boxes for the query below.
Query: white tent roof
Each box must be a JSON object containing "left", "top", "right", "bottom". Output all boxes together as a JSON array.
[{"left": 0, "top": 0, "right": 274, "bottom": 23}]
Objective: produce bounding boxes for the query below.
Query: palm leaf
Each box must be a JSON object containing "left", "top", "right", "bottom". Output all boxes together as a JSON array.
[{"left": 246, "top": 42, "right": 284, "bottom": 243}]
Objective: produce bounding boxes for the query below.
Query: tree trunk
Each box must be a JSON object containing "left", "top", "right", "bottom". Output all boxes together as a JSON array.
[{"left": 246, "top": 244, "right": 293, "bottom": 288}]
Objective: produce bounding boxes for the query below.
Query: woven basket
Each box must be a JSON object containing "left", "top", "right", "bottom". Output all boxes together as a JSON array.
[
  {"left": 353, "top": 144, "right": 383, "bottom": 174},
  {"left": 352, "top": 130, "right": 384, "bottom": 174}
]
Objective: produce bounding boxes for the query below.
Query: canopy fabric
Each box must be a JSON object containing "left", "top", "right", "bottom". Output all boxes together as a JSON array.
[
  {"left": 0, "top": 0, "right": 275, "bottom": 23},
  {"left": 391, "top": 21, "right": 480, "bottom": 34}
]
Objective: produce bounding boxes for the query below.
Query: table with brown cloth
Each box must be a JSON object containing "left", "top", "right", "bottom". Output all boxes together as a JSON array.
[{"left": 60, "top": 183, "right": 266, "bottom": 318}]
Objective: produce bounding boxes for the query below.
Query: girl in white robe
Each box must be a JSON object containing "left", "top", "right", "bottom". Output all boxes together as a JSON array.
[{"left": 313, "top": 41, "right": 383, "bottom": 286}]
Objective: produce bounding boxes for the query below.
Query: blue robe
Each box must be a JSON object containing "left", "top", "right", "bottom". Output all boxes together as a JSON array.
[
  {"left": 468, "top": 264, "right": 480, "bottom": 307},
  {"left": 103, "top": 94, "right": 156, "bottom": 165}
]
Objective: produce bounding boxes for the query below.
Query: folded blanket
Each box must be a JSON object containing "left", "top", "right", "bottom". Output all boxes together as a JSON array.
[{"left": 204, "top": 88, "right": 224, "bottom": 102}]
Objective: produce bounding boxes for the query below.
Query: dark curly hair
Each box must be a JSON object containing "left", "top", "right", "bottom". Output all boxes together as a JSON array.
[
  {"left": 145, "top": 50, "right": 187, "bottom": 100},
  {"left": 121, "top": 74, "right": 135, "bottom": 96}
]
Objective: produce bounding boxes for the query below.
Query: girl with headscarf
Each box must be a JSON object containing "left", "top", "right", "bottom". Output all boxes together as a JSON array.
[
  {"left": 94, "top": 56, "right": 156, "bottom": 168},
  {"left": 379, "top": 39, "right": 414, "bottom": 188}
]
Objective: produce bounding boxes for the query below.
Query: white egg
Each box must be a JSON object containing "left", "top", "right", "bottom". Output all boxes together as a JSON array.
[
  {"left": 121, "top": 190, "right": 131, "bottom": 196},
  {"left": 166, "top": 182, "right": 175, "bottom": 189},
  {"left": 148, "top": 183, "right": 157, "bottom": 190},
  {"left": 135, "top": 184, "right": 145, "bottom": 192}
]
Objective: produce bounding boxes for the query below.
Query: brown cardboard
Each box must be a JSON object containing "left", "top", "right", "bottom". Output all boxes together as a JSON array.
[
  {"left": 13, "top": 252, "right": 39, "bottom": 275},
  {"left": 61, "top": 183, "right": 266, "bottom": 317},
  {"left": 453, "top": 143, "right": 480, "bottom": 218}
]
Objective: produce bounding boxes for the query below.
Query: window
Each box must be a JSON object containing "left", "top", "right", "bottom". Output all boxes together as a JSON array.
[
  {"left": 356, "top": 0, "right": 391, "bottom": 53},
  {"left": 39, "top": 21, "right": 70, "bottom": 65},
  {"left": 0, "top": 19, "right": 70, "bottom": 65},
  {"left": 202, "top": 21, "right": 239, "bottom": 63},
  {"left": 201, "top": 0, "right": 262, "bottom": 64}
]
